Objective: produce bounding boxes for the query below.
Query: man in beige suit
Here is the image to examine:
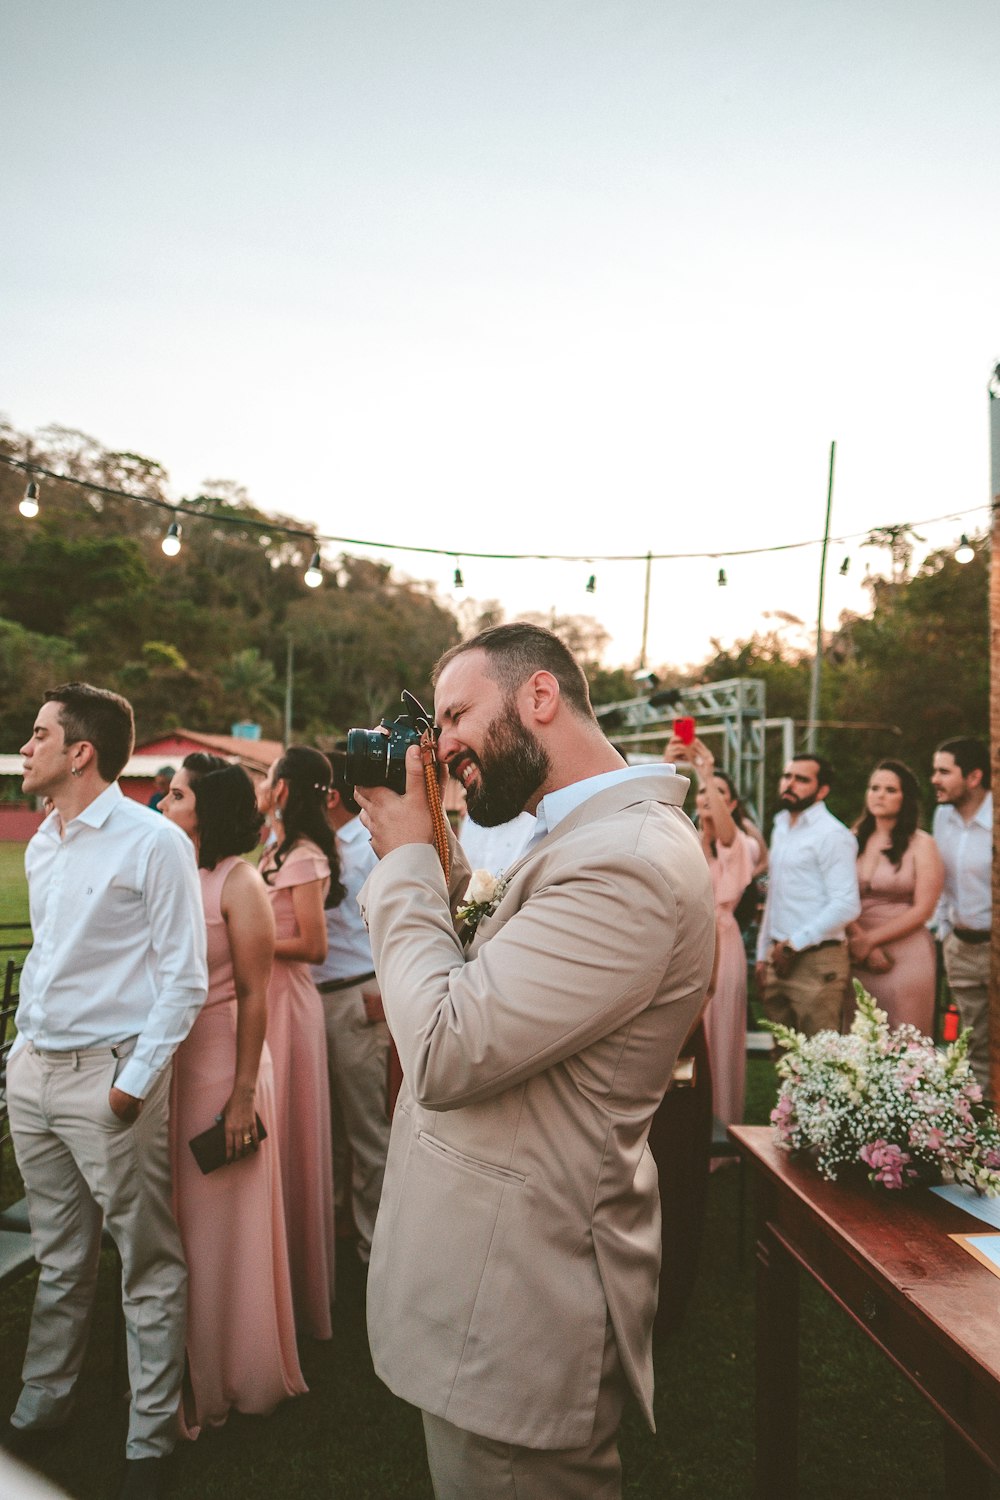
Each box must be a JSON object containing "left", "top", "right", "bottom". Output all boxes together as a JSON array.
[{"left": 356, "top": 623, "right": 715, "bottom": 1500}]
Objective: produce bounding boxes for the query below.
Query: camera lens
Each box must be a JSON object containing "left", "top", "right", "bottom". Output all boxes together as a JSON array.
[{"left": 345, "top": 728, "right": 390, "bottom": 788}]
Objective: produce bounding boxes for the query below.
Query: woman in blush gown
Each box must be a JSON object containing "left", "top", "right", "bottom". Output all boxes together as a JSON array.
[
  {"left": 257, "top": 746, "right": 343, "bottom": 1341},
  {"left": 163, "top": 754, "right": 306, "bottom": 1438},
  {"left": 666, "top": 734, "right": 756, "bottom": 1127},
  {"left": 847, "top": 759, "right": 944, "bottom": 1034}
]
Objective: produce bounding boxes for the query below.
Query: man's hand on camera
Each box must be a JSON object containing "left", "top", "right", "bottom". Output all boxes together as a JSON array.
[{"left": 356, "top": 745, "right": 435, "bottom": 857}]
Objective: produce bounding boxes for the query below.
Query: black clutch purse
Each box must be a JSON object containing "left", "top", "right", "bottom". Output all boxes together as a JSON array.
[{"left": 189, "top": 1113, "right": 268, "bottom": 1175}]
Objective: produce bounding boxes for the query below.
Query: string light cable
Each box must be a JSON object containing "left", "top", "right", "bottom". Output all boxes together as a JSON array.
[{"left": 0, "top": 451, "right": 988, "bottom": 569}]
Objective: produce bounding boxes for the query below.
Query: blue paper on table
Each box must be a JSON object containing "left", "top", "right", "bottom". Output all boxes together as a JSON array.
[
  {"left": 930, "top": 1183, "right": 1000, "bottom": 1229},
  {"left": 965, "top": 1235, "right": 1000, "bottom": 1271}
]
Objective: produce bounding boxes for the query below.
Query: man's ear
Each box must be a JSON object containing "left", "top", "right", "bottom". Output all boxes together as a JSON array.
[
  {"left": 524, "top": 670, "right": 560, "bottom": 726},
  {"left": 966, "top": 767, "right": 984, "bottom": 792},
  {"left": 327, "top": 787, "right": 343, "bottom": 812},
  {"left": 815, "top": 783, "right": 831, "bottom": 803}
]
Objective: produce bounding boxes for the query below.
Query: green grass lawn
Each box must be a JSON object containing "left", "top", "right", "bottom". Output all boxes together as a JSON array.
[{"left": 0, "top": 1051, "right": 965, "bottom": 1499}]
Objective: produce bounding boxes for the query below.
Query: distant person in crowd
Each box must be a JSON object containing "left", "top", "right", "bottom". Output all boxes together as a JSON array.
[
  {"left": 666, "top": 733, "right": 756, "bottom": 1127},
  {"left": 163, "top": 755, "right": 306, "bottom": 1437},
  {"left": 355, "top": 623, "right": 714, "bottom": 1500},
  {"left": 311, "top": 747, "right": 390, "bottom": 1269},
  {"left": 257, "top": 747, "right": 340, "bottom": 1338},
  {"left": 932, "top": 736, "right": 992, "bottom": 1092},
  {"left": 756, "top": 752, "right": 860, "bottom": 1037},
  {"left": 6, "top": 684, "right": 206, "bottom": 1500},
  {"left": 147, "top": 766, "right": 175, "bottom": 814},
  {"left": 847, "top": 760, "right": 943, "bottom": 1034}
]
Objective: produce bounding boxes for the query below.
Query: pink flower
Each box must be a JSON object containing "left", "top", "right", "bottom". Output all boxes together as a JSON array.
[{"left": 860, "top": 1139, "right": 911, "bottom": 1190}]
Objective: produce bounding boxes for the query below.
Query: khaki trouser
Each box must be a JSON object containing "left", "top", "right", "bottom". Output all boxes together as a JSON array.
[
  {"left": 7, "top": 1041, "right": 186, "bottom": 1458},
  {"left": 761, "top": 942, "right": 851, "bottom": 1036},
  {"left": 320, "top": 981, "right": 391, "bottom": 1263},
  {"left": 942, "top": 933, "right": 991, "bottom": 1094},
  {"left": 421, "top": 1316, "right": 627, "bottom": 1500}
]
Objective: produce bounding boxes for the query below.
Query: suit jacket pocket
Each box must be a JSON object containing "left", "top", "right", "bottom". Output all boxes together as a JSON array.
[{"left": 416, "top": 1131, "right": 526, "bottom": 1186}]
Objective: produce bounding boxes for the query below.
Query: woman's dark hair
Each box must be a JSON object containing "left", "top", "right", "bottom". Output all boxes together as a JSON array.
[
  {"left": 264, "top": 745, "right": 344, "bottom": 908},
  {"left": 710, "top": 769, "right": 747, "bottom": 832},
  {"left": 852, "top": 759, "right": 921, "bottom": 869},
  {"left": 181, "top": 753, "right": 264, "bottom": 871}
]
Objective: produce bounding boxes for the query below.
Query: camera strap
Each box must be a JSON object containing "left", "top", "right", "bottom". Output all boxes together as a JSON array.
[{"left": 419, "top": 730, "right": 451, "bottom": 882}]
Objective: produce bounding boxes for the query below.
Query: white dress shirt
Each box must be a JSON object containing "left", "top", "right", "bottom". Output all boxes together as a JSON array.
[
  {"left": 14, "top": 782, "right": 208, "bottom": 1098},
  {"left": 932, "top": 793, "right": 992, "bottom": 936},
  {"left": 756, "top": 800, "right": 860, "bottom": 960},
  {"left": 312, "top": 815, "right": 379, "bottom": 984},
  {"left": 459, "top": 810, "right": 536, "bottom": 874},
  {"left": 524, "top": 763, "right": 680, "bottom": 852}
]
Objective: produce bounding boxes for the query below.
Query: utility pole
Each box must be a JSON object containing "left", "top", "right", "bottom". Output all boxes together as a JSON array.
[
  {"left": 806, "top": 442, "right": 836, "bottom": 752},
  {"left": 638, "top": 551, "right": 652, "bottom": 670}
]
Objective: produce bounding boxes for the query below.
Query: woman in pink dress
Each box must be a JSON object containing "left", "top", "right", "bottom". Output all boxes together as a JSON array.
[
  {"left": 847, "top": 759, "right": 944, "bottom": 1033},
  {"left": 163, "top": 754, "right": 306, "bottom": 1438},
  {"left": 667, "top": 734, "right": 755, "bottom": 1127},
  {"left": 257, "top": 746, "right": 343, "bottom": 1341}
]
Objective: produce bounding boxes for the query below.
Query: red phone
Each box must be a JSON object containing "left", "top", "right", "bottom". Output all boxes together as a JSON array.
[{"left": 674, "top": 716, "right": 696, "bottom": 746}]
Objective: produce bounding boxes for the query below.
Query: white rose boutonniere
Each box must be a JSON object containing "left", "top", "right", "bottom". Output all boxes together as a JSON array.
[{"left": 455, "top": 869, "right": 508, "bottom": 942}]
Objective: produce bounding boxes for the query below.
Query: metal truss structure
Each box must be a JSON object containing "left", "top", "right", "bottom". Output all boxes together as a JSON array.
[{"left": 594, "top": 677, "right": 769, "bottom": 825}]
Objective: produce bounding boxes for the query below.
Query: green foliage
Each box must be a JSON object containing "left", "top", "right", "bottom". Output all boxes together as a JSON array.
[{"left": 0, "top": 618, "right": 83, "bottom": 752}]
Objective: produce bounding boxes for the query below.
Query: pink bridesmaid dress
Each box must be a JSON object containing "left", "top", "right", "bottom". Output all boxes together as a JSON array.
[
  {"left": 260, "top": 838, "right": 336, "bottom": 1340},
  {"left": 703, "top": 829, "right": 755, "bottom": 1127},
  {"left": 170, "top": 855, "right": 306, "bottom": 1439},
  {"left": 850, "top": 837, "right": 937, "bottom": 1034}
]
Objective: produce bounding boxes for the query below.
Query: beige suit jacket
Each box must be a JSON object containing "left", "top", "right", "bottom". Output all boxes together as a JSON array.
[{"left": 359, "top": 771, "right": 714, "bottom": 1449}]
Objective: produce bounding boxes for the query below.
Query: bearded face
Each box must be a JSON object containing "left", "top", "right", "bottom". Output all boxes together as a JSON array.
[{"left": 451, "top": 696, "right": 550, "bottom": 828}]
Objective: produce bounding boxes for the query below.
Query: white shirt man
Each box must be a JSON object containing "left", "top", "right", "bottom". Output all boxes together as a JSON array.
[
  {"left": 931, "top": 737, "right": 992, "bottom": 1094},
  {"left": 756, "top": 754, "right": 860, "bottom": 1037},
  {"left": 312, "top": 770, "right": 388, "bottom": 1266},
  {"left": 5, "top": 685, "right": 206, "bottom": 1500}
]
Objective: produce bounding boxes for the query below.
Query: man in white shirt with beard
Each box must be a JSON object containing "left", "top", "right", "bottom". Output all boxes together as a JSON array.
[
  {"left": 932, "top": 736, "right": 992, "bottom": 1094},
  {"left": 5, "top": 684, "right": 206, "bottom": 1500},
  {"left": 756, "top": 752, "right": 860, "bottom": 1036}
]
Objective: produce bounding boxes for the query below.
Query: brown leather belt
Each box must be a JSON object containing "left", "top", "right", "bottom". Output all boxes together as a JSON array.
[
  {"left": 952, "top": 928, "right": 990, "bottom": 945},
  {"left": 316, "top": 971, "right": 376, "bottom": 994},
  {"left": 797, "top": 939, "right": 843, "bottom": 955}
]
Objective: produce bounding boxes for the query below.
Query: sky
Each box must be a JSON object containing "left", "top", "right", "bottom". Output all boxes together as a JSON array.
[{"left": 2, "top": 0, "right": 998, "bottom": 671}]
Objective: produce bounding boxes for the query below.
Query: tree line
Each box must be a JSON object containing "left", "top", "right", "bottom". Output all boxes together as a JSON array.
[{"left": 0, "top": 419, "right": 987, "bottom": 830}]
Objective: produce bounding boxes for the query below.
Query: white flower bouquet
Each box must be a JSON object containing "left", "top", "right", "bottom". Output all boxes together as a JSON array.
[
  {"left": 766, "top": 983, "right": 1000, "bottom": 1194},
  {"left": 455, "top": 870, "right": 508, "bottom": 941}
]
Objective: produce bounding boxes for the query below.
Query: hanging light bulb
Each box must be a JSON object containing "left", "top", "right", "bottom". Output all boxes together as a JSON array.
[
  {"left": 19, "top": 480, "right": 39, "bottom": 518},
  {"left": 955, "top": 534, "right": 975, "bottom": 565},
  {"left": 717, "top": 567, "right": 727, "bottom": 587},
  {"left": 585, "top": 574, "right": 596, "bottom": 594},
  {"left": 453, "top": 566, "right": 464, "bottom": 590},
  {"left": 839, "top": 556, "right": 850, "bottom": 576},
  {"left": 161, "top": 520, "right": 182, "bottom": 556},
  {"left": 304, "top": 550, "right": 323, "bottom": 587}
]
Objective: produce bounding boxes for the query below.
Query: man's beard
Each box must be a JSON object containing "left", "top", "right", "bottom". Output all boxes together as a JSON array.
[
  {"left": 459, "top": 700, "right": 550, "bottom": 828},
  {"left": 780, "top": 789, "right": 818, "bottom": 815}
]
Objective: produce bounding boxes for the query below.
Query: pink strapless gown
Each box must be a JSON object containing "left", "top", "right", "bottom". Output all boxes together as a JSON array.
[
  {"left": 170, "top": 856, "right": 306, "bottom": 1439},
  {"left": 703, "top": 830, "right": 755, "bottom": 1127},
  {"left": 850, "top": 841, "right": 936, "bottom": 1034},
  {"left": 260, "top": 839, "right": 336, "bottom": 1340}
]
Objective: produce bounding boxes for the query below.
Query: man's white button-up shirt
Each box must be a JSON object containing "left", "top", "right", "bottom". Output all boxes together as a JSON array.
[
  {"left": 756, "top": 800, "right": 860, "bottom": 960},
  {"left": 14, "top": 781, "right": 208, "bottom": 1098}
]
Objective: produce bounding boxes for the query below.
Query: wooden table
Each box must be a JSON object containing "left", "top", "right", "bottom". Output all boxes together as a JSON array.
[{"left": 730, "top": 1125, "right": 1000, "bottom": 1499}]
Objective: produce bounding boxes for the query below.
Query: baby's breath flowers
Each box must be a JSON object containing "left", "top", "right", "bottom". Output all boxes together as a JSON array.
[{"left": 766, "top": 983, "right": 1000, "bottom": 1194}]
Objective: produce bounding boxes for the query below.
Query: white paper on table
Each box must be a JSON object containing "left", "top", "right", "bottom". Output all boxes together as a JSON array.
[{"left": 930, "top": 1183, "right": 1000, "bottom": 1229}]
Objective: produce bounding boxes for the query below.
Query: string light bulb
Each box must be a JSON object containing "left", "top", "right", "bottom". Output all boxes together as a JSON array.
[
  {"left": 19, "top": 480, "right": 39, "bottom": 518},
  {"left": 453, "top": 566, "right": 464, "bottom": 590},
  {"left": 585, "top": 574, "right": 596, "bottom": 594},
  {"left": 304, "top": 550, "right": 323, "bottom": 588},
  {"left": 955, "top": 534, "right": 975, "bottom": 565},
  {"left": 161, "top": 520, "right": 182, "bottom": 556},
  {"left": 717, "top": 568, "right": 727, "bottom": 587},
  {"left": 839, "top": 556, "right": 850, "bottom": 576}
]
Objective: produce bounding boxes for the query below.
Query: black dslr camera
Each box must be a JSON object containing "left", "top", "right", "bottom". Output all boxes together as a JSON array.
[{"left": 344, "top": 691, "right": 438, "bottom": 794}]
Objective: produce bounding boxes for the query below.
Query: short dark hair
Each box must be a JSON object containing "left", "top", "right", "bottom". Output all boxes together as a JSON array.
[
  {"left": 790, "top": 751, "right": 834, "bottom": 791},
  {"left": 45, "top": 682, "right": 135, "bottom": 782},
  {"left": 433, "top": 622, "right": 594, "bottom": 721},
  {"left": 330, "top": 741, "right": 361, "bottom": 816},
  {"left": 181, "top": 753, "right": 264, "bottom": 870},
  {"left": 936, "top": 737, "right": 991, "bottom": 789}
]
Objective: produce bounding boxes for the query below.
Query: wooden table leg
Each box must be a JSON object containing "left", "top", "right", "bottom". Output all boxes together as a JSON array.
[{"left": 756, "top": 1211, "right": 799, "bottom": 1500}]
